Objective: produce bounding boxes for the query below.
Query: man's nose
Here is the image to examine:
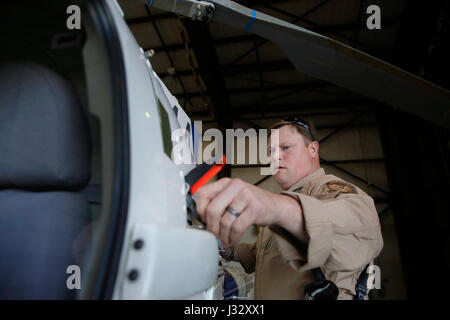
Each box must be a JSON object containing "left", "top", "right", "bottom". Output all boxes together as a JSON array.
[
  {"left": 277, "top": 150, "right": 284, "bottom": 160},
  {"left": 271, "top": 150, "right": 281, "bottom": 160}
]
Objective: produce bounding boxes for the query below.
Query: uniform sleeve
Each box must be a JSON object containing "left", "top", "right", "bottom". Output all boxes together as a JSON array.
[
  {"left": 234, "top": 242, "right": 257, "bottom": 274},
  {"left": 273, "top": 183, "right": 383, "bottom": 273}
]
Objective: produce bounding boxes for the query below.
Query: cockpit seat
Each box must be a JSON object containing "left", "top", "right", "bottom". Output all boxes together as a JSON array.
[{"left": 0, "top": 61, "right": 91, "bottom": 299}]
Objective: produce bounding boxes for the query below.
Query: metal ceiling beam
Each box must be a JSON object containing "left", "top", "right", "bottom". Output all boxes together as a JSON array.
[
  {"left": 324, "top": 158, "right": 385, "bottom": 164},
  {"left": 237, "top": 121, "right": 379, "bottom": 131},
  {"left": 203, "top": 119, "right": 379, "bottom": 129},
  {"left": 157, "top": 59, "right": 294, "bottom": 78},
  {"left": 230, "top": 99, "right": 373, "bottom": 116},
  {"left": 228, "top": 81, "right": 329, "bottom": 94},
  {"left": 224, "top": 58, "right": 294, "bottom": 74},
  {"left": 317, "top": 122, "right": 378, "bottom": 130},
  {"left": 173, "top": 80, "right": 330, "bottom": 99},
  {"left": 320, "top": 158, "right": 390, "bottom": 195},
  {"left": 318, "top": 111, "right": 367, "bottom": 144},
  {"left": 225, "top": 108, "right": 373, "bottom": 122},
  {"left": 188, "top": 99, "right": 374, "bottom": 118},
  {"left": 203, "top": 117, "right": 378, "bottom": 130},
  {"left": 254, "top": 175, "right": 271, "bottom": 186},
  {"left": 126, "top": 12, "right": 176, "bottom": 25}
]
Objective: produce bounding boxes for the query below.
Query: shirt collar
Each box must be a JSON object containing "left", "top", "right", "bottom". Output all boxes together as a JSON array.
[{"left": 286, "top": 168, "right": 325, "bottom": 192}]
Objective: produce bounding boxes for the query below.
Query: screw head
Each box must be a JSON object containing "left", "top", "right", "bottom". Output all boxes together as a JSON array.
[
  {"left": 128, "top": 269, "right": 139, "bottom": 281},
  {"left": 133, "top": 239, "right": 144, "bottom": 250}
]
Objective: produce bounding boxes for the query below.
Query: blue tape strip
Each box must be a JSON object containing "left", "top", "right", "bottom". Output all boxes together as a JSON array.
[
  {"left": 245, "top": 10, "right": 256, "bottom": 31},
  {"left": 148, "top": 0, "right": 154, "bottom": 7}
]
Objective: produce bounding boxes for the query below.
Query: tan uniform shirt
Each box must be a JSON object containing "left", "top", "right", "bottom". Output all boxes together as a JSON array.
[{"left": 234, "top": 168, "right": 383, "bottom": 300}]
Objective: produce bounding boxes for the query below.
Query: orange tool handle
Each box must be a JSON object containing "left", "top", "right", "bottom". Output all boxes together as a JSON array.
[{"left": 191, "top": 155, "right": 226, "bottom": 194}]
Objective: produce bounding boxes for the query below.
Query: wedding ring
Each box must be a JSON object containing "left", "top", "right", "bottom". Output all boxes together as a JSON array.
[{"left": 226, "top": 206, "right": 240, "bottom": 217}]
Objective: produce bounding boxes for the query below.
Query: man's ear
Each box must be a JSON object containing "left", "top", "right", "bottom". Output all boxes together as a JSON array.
[{"left": 309, "top": 141, "right": 319, "bottom": 159}]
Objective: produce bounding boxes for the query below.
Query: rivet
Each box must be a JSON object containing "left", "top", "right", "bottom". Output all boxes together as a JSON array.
[
  {"left": 128, "top": 269, "right": 139, "bottom": 281},
  {"left": 133, "top": 239, "right": 144, "bottom": 250}
]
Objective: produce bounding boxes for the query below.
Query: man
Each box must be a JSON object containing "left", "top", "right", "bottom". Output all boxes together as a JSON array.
[{"left": 195, "top": 118, "right": 383, "bottom": 299}]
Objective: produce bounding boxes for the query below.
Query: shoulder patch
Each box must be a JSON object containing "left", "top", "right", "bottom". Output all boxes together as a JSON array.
[{"left": 326, "top": 182, "right": 355, "bottom": 193}]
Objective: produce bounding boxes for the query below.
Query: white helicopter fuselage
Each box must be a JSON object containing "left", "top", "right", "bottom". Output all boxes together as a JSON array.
[{"left": 104, "top": 0, "right": 220, "bottom": 300}]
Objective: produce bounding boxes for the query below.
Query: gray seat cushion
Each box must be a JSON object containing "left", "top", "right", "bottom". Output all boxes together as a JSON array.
[
  {"left": 0, "top": 61, "right": 90, "bottom": 190},
  {"left": 0, "top": 190, "right": 91, "bottom": 299}
]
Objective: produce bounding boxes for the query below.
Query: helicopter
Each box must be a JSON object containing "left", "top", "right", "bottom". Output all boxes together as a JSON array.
[{"left": 0, "top": 0, "right": 449, "bottom": 300}]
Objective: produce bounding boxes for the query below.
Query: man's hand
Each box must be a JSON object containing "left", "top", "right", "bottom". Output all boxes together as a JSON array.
[{"left": 195, "top": 178, "right": 307, "bottom": 248}]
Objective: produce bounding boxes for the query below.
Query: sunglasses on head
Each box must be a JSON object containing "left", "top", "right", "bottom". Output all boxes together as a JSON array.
[{"left": 282, "top": 116, "right": 317, "bottom": 142}]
